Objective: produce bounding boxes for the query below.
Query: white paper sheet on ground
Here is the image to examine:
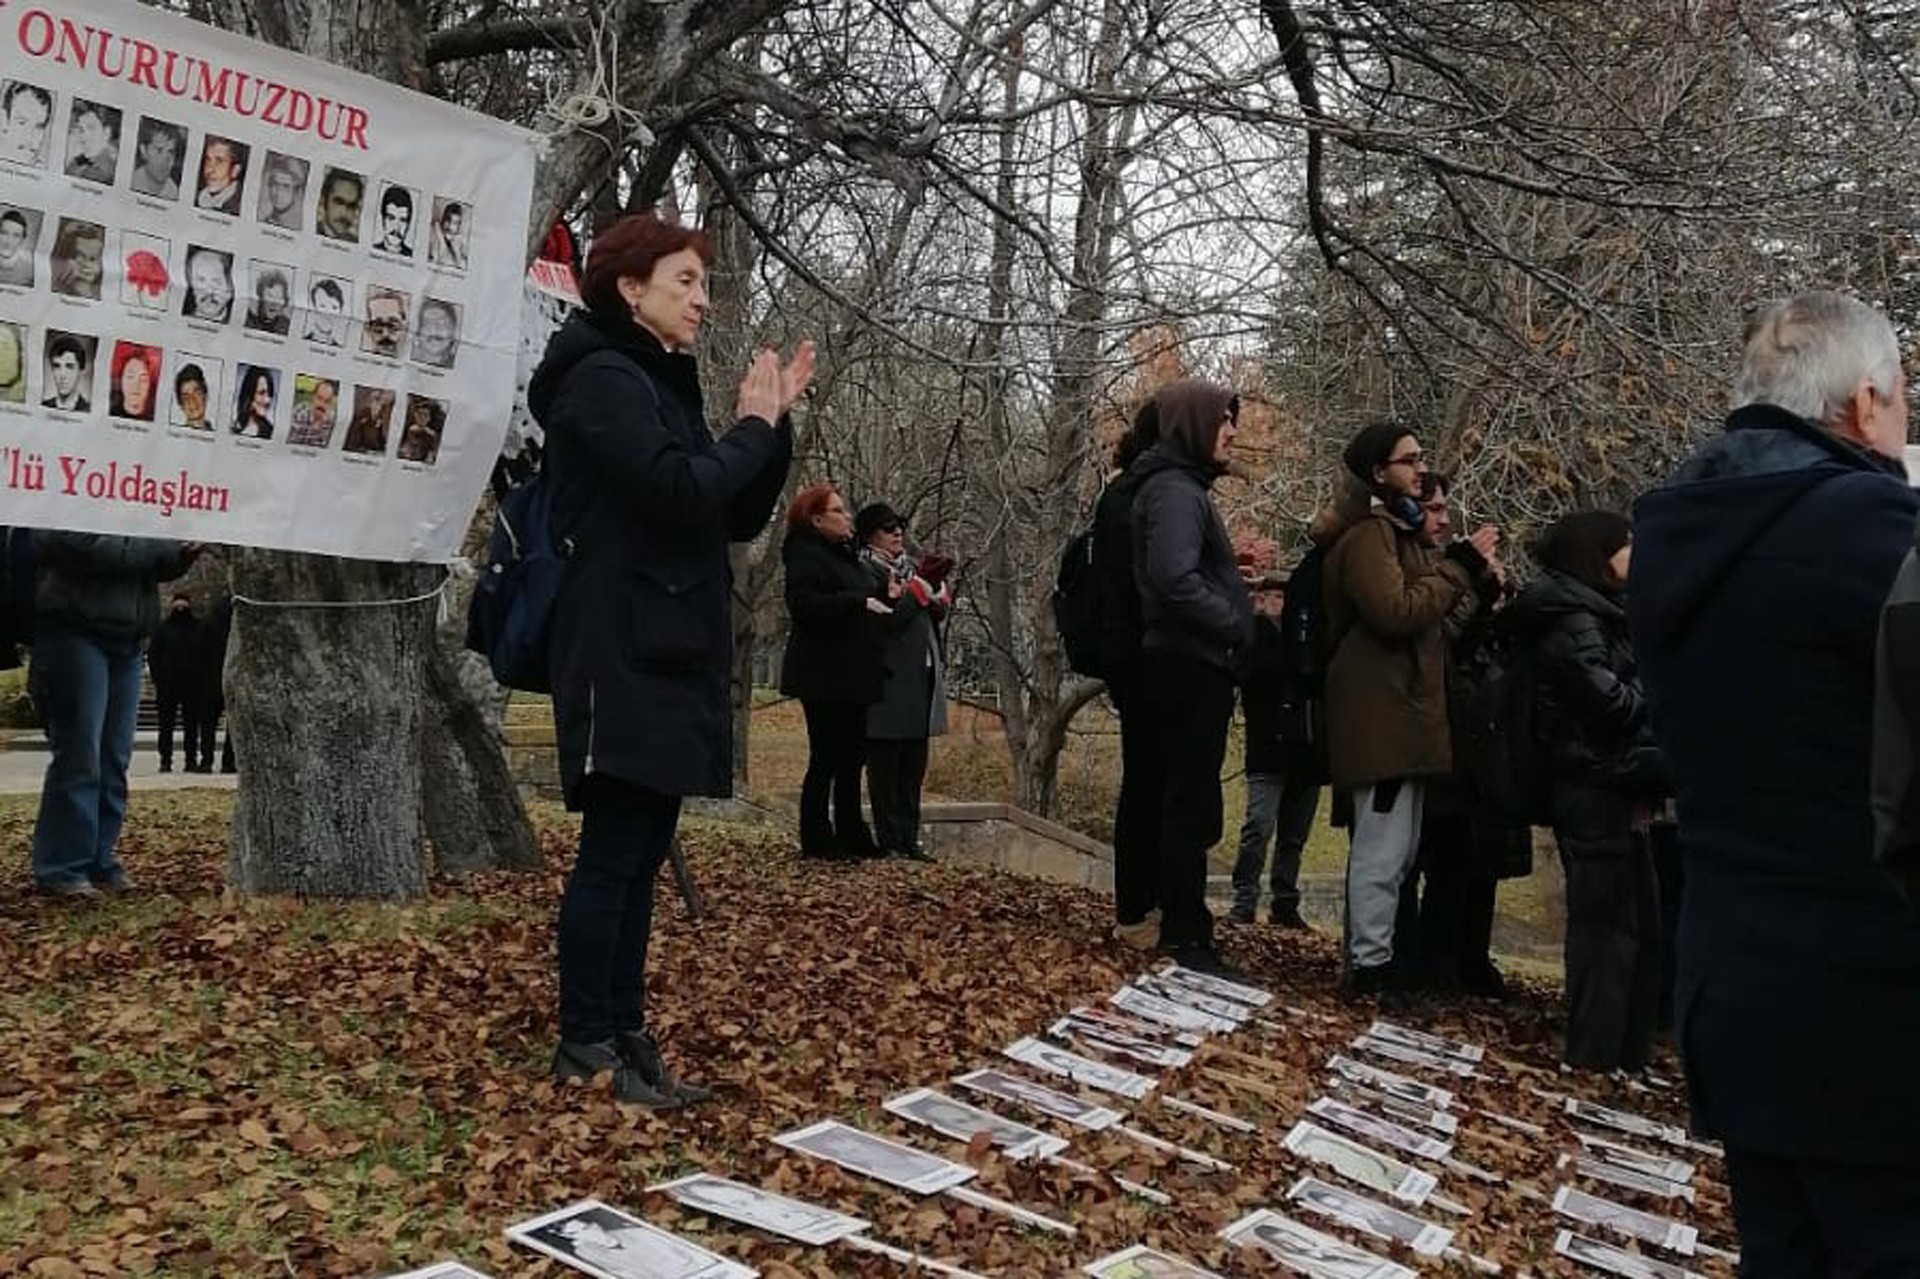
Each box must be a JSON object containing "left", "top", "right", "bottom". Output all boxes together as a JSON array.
[
  {"left": 773, "top": 1119, "right": 976, "bottom": 1196},
  {"left": 1327, "top": 1079, "right": 1460, "bottom": 1136},
  {"left": 1220, "top": 1208, "right": 1417, "bottom": 1279},
  {"left": 1288, "top": 1176, "right": 1453, "bottom": 1256},
  {"left": 1350, "top": 1034, "right": 1479, "bottom": 1078},
  {"left": 1554, "top": 1229, "right": 1702, "bottom": 1279},
  {"left": 1112, "top": 985, "right": 1235, "bottom": 1034},
  {"left": 650, "top": 1173, "right": 869, "bottom": 1247},
  {"left": 1154, "top": 962, "right": 1274, "bottom": 1007},
  {"left": 1327, "top": 1055, "right": 1456, "bottom": 1109},
  {"left": 1563, "top": 1099, "right": 1689, "bottom": 1148},
  {"left": 1004, "top": 1036, "right": 1157, "bottom": 1100},
  {"left": 1560, "top": 1155, "right": 1697, "bottom": 1204},
  {"left": 1137, "top": 974, "right": 1255, "bottom": 1023},
  {"left": 883, "top": 1087, "right": 1071, "bottom": 1160},
  {"left": 1308, "top": 1097, "right": 1454, "bottom": 1161},
  {"left": 1553, "top": 1186, "right": 1699, "bottom": 1256},
  {"left": 1051, "top": 1017, "right": 1195, "bottom": 1069},
  {"left": 505, "top": 1198, "right": 756, "bottom": 1279},
  {"left": 1576, "top": 1133, "right": 1696, "bottom": 1185},
  {"left": 1366, "top": 1020, "right": 1485, "bottom": 1064},
  {"left": 953, "top": 1067, "right": 1125, "bottom": 1130},
  {"left": 383, "top": 1264, "right": 494, "bottom": 1279},
  {"left": 1081, "top": 1243, "right": 1230, "bottom": 1278},
  {"left": 1283, "top": 1121, "right": 1439, "bottom": 1206},
  {"left": 1075, "top": 1003, "right": 1207, "bottom": 1048}
]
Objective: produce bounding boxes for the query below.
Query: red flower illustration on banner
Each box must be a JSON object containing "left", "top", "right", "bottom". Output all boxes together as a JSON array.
[{"left": 124, "top": 250, "right": 169, "bottom": 303}]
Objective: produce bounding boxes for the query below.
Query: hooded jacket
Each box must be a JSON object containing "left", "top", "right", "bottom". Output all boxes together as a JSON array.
[
  {"left": 32, "top": 533, "right": 193, "bottom": 643},
  {"left": 1315, "top": 491, "right": 1484, "bottom": 792},
  {"left": 1128, "top": 382, "right": 1255, "bottom": 677},
  {"left": 1630, "top": 401, "right": 1920, "bottom": 1166},
  {"left": 533, "top": 311, "right": 793, "bottom": 804}
]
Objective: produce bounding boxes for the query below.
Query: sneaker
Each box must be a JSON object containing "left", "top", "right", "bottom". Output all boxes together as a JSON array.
[
  {"left": 92, "top": 870, "right": 135, "bottom": 895},
  {"left": 35, "top": 877, "right": 101, "bottom": 901},
  {"left": 1111, "top": 909, "right": 1161, "bottom": 950},
  {"left": 616, "top": 1028, "right": 712, "bottom": 1104},
  {"left": 552, "top": 1038, "right": 682, "bottom": 1109},
  {"left": 1227, "top": 904, "right": 1256, "bottom": 925}
]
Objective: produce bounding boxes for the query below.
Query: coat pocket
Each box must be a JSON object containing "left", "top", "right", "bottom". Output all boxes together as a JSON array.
[{"left": 626, "top": 566, "right": 722, "bottom": 668}]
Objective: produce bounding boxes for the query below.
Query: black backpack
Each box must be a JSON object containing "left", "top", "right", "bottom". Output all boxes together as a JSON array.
[
  {"left": 1453, "top": 616, "right": 1551, "bottom": 827},
  {"left": 1274, "top": 544, "right": 1330, "bottom": 779},
  {"left": 1052, "top": 526, "right": 1105, "bottom": 679},
  {"left": 465, "top": 449, "right": 569, "bottom": 693},
  {"left": 0, "top": 527, "right": 35, "bottom": 670}
]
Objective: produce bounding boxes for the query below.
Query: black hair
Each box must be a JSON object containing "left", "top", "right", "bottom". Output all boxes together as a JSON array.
[{"left": 1532, "top": 510, "right": 1632, "bottom": 593}]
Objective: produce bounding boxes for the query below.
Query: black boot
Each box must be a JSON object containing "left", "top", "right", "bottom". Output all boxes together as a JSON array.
[
  {"left": 616, "top": 1028, "right": 712, "bottom": 1104},
  {"left": 551, "top": 1038, "right": 681, "bottom": 1108}
]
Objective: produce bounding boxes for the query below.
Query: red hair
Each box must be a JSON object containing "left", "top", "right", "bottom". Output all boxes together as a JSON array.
[
  {"left": 785, "top": 483, "right": 839, "bottom": 535},
  {"left": 580, "top": 213, "right": 712, "bottom": 322},
  {"left": 111, "top": 341, "right": 159, "bottom": 386}
]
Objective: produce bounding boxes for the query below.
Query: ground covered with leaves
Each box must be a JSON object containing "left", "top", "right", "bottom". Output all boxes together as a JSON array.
[{"left": 0, "top": 792, "right": 1727, "bottom": 1278}]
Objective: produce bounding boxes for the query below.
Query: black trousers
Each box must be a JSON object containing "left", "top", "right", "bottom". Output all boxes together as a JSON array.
[
  {"left": 1395, "top": 813, "right": 1500, "bottom": 984},
  {"left": 195, "top": 696, "right": 232, "bottom": 771},
  {"left": 153, "top": 683, "right": 200, "bottom": 769},
  {"left": 800, "top": 698, "right": 872, "bottom": 855},
  {"left": 1107, "top": 664, "right": 1165, "bottom": 927},
  {"left": 1142, "top": 652, "right": 1236, "bottom": 952},
  {"left": 556, "top": 775, "right": 682, "bottom": 1044},
  {"left": 867, "top": 736, "right": 930, "bottom": 854},
  {"left": 1553, "top": 782, "right": 1661, "bottom": 1071},
  {"left": 1727, "top": 1147, "right": 1920, "bottom": 1277}
]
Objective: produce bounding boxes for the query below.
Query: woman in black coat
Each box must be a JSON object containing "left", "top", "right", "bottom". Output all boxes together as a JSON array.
[
  {"left": 779, "top": 484, "right": 890, "bottom": 859},
  {"left": 535, "top": 212, "right": 810, "bottom": 1108},
  {"left": 1508, "top": 510, "right": 1665, "bottom": 1072},
  {"left": 1129, "top": 379, "right": 1256, "bottom": 977}
]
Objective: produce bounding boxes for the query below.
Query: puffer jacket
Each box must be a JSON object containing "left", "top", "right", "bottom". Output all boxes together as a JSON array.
[{"left": 1130, "top": 445, "right": 1254, "bottom": 677}]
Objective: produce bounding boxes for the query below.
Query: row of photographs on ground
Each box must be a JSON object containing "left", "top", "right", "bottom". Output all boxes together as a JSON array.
[
  {"left": 2, "top": 80, "right": 476, "bottom": 266},
  {"left": 6, "top": 327, "right": 446, "bottom": 462},
  {"left": 364, "top": 962, "right": 1736, "bottom": 1279},
  {"left": 2, "top": 215, "right": 466, "bottom": 366}
]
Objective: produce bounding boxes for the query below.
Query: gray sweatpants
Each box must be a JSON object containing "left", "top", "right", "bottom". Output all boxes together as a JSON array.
[{"left": 1344, "top": 778, "right": 1425, "bottom": 971}]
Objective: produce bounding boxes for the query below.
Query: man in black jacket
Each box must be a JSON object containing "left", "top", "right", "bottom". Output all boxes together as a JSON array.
[
  {"left": 146, "top": 593, "right": 201, "bottom": 773},
  {"left": 1633, "top": 290, "right": 1920, "bottom": 1270},
  {"left": 1230, "top": 574, "right": 1318, "bottom": 928}
]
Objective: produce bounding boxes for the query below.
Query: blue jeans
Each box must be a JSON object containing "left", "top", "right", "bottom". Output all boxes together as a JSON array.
[
  {"left": 1231, "top": 768, "right": 1321, "bottom": 916},
  {"left": 30, "top": 624, "right": 144, "bottom": 888}
]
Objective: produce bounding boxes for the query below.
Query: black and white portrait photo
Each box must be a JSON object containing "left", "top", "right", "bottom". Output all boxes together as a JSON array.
[
  {"left": 0, "top": 204, "right": 41, "bottom": 287},
  {"left": 1326, "top": 1055, "right": 1455, "bottom": 1111},
  {"left": 651, "top": 1173, "right": 868, "bottom": 1246},
  {"left": 129, "top": 116, "right": 186, "bottom": 200},
  {"left": 1287, "top": 1177, "right": 1453, "bottom": 1258},
  {"left": 1283, "top": 1121, "right": 1438, "bottom": 1207},
  {"left": 256, "top": 151, "right": 310, "bottom": 231},
  {"left": 374, "top": 181, "right": 418, "bottom": 257},
  {"left": 0, "top": 80, "right": 53, "bottom": 168},
  {"left": 773, "top": 1119, "right": 976, "bottom": 1195},
  {"left": 195, "top": 134, "right": 249, "bottom": 215},
  {"left": 1554, "top": 1229, "right": 1700, "bottom": 1279},
  {"left": 428, "top": 195, "right": 470, "bottom": 269},
  {"left": 62, "top": 97, "right": 121, "bottom": 185},
  {"left": 1306, "top": 1097, "right": 1453, "bottom": 1162},
  {"left": 952, "top": 1067, "right": 1124, "bottom": 1131},
  {"left": 884, "top": 1087, "right": 1068, "bottom": 1159},
  {"left": 1002, "top": 1036, "right": 1156, "bottom": 1100},
  {"left": 506, "top": 1199, "right": 754, "bottom": 1279},
  {"left": 1220, "top": 1209, "right": 1416, "bottom": 1279}
]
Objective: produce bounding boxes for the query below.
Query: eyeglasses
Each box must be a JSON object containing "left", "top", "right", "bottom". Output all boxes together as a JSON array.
[{"left": 1385, "top": 452, "right": 1426, "bottom": 469}]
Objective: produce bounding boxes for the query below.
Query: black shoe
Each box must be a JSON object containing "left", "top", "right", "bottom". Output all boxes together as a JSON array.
[
  {"left": 615, "top": 1028, "right": 712, "bottom": 1104},
  {"left": 158, "top": 761, "right": 172, "bottom": 773},
  {"left": 1459, "top": 962, "right": 1509, "bottom": 1001},
  {"left": 1168, "top": 942, "right": 1249, "bottom": 984},
  {"left": 1227, "top": 904, "right": 1256, "bottom": 925},
  {"left": 1343, "top": 964, "right": 1393, "bottom": 1000},
  {"left": 1270, "top": 905, "right": 1311, "bottom": 931},
  {"left": 552, "top": 1038, "right": 682, "bottom": 1108}
]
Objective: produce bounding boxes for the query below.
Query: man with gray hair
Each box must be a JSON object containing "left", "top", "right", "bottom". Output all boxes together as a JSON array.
[{"left": 1631, "top": 290, "right": 1920, "bottom": 1270}]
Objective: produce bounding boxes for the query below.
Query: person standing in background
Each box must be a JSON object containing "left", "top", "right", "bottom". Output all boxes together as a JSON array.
[
  {"left": 146, "top": 592, "right": 201, "bottom": 775},
  {"left": 857, "top": 501, "right": 950, "bottom": 861},
  {"left": 1230, "top": 570, "right": 1319, "bottom": 930}
]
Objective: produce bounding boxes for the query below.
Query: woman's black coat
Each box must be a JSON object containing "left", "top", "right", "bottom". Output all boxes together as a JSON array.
[{"left": 778, "top": 528, "right": 886, "bottom": 705}]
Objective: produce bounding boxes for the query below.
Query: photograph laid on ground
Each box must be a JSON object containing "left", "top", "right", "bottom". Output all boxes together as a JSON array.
[
  {"left": 773, "top": 1119, "right": 976, "bottom": 1196},
  {"left": 1154, "top": 962, "right": 1273, "bottom": 1007},
  {"left": 1564, "top": 1099, "right": 1690, "bottom": 1148},
  {"left": 382, "top": 1264, "right": 496, "bottom": 1279},
  {"left": 1282, "top": 1122, "right": 1439, "bottom": 1206},
  {"left": 1307, "top": 1097, "right": 1454, "bottom": 1162},
  {"left": 651, "top": 1172, "right": 868, "bottom": 1247},
  {"left": 1050, "top": 1014, "right": 1194, "bottom": 1069},
  {"left": 884, "top": 1087, "right": 1069, "bottom": 1159},
  {"left": 1365, "top": 1019, "right": 1484, "bottom": 1064},
  {"left": 1555, "top": 1229, "right": 1702, "bottom": 1279},
  {"left": 1577, "top": 1133, "right": 1695, "bottom": 1185},
  {"left": 1326, "top": 1079, "right": 1458, "bottom": 1136},
  {"left": 1137, "top": 974, "right": 1254, "bottom": 1024},
  {"left": 952, "top": 1068, "right": 1125, "bottom": 1130},
  {"left": 1325, "top": 1055, "right": 1454, "bottom": 1110},
  {"left": 1220, "top": 1208, "right": 1416, "bottom": 1279},
  {"left": 1071, "top": 1004, "right": 1204, "bottom": 1048},
  {"left": 1081, "top": 1243, "right": 1230, "bottom": 1278},
  {"left": 1562, "top": 1155, "right": 1697, "bottom": 1204},
  {"left": 1287, "top": 1176, "right": 1453, "bottom": 1257},
  {"left": 1003, "top": 1037, "right": 1156, "bottom": 1100},
  {"left": 1349, "top": 1033, "right": 1478, "bottom": 1078},
  {"left": 1553, "top": 1186, "right": 1699, "bottom": 1256},
  {"left": 506, "top": 1198, "right": 753, "bottom": 1279},
  {"left": 1110, "top": 985, "right": 1231, "bottom": 1034}
]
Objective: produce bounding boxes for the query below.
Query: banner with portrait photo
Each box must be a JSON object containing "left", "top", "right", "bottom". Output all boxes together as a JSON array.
[{"left": 0, "top": 2, "right": 539, "bottom": 560}]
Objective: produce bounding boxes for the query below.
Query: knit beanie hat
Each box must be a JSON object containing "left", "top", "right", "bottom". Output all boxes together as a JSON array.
[{"left": 1342, "top": 421, "right": 1414, "bottom": 487}]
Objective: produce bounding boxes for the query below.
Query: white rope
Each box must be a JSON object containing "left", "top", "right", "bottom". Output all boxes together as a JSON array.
[
  {"left": 232, "top": 567, "right": 456, "bottom": 626},
  {"left": 540, "top": 11, "right": 656, "bottom": 148}
]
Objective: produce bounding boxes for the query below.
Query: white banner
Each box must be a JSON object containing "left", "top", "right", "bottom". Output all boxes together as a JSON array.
[{"left": 0, "top": 2, "right": 539, "bottom": 560}]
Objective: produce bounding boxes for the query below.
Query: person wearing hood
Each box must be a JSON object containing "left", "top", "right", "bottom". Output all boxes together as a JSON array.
[
  {"left": 856, "top": 500, "right": 950, "bottom": 860},
  {"left": 146, "top": 592, "right": 202, "bottom": 774},
  {"left": 780, "top": 484, "right": 891, "bottom": 860},
  {"left": 1508, "top": 511, "right": 1665, "bottom": 1069},
  {"left": 1318, "top": 421, "right": 1500, "bottom": 997},
  {"left": 1632, "top": 290, "right": 1920, "bottom": 1269},
  {"left": 1129, "top": 379, "right": 1256, "bottom": 976},
  {"left": 534, "top": 211, "right": 810, "bottom": 1109}
]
